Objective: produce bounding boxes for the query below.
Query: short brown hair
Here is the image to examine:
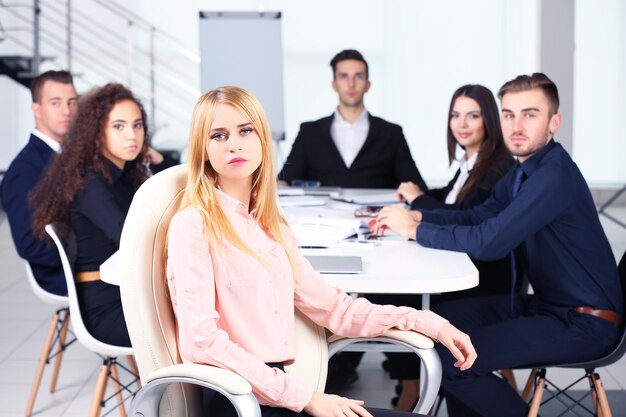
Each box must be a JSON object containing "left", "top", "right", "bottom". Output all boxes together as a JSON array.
[
  {"left": 498, "top": 72, "right": 559, "bottom": 115},
  {"left": 330, "top": 49, "right": 369, "bottom": 80},
  {"left": 30, "top": 70, "right": 74, "bottom": 103}
]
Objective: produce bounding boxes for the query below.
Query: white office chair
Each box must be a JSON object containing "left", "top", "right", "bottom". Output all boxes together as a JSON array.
[
  {"left": 24, "top": 261, "right": 75, "bottom": 417},
  {"left": 117, "top": 164, "right": 442, "bottom": 416},
  {"left": 45, "top": 224, "right": 139, "bottom": 417}
]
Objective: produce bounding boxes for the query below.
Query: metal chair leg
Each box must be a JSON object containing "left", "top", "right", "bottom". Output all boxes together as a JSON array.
[
  {"left": 25, "top": 310, "right": 61, "bottom": 416},
  {"left": 49, "top": 309, "right": 70, "bottom": 392}
]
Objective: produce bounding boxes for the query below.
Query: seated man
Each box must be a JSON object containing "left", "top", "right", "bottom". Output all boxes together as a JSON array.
[
  {"left": 374, "top": 72, "right": 622, "bottom": 417},
  {"left": 278, "top": 49, "right": 427, "bottom": 189},
  {"left": 1, "top": 70, "right": 78, "bottom": 295}
]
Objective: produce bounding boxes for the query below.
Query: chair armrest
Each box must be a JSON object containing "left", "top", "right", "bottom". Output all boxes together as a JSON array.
[
  {"left": 145, "top": 363, "right": 252, "bottom": 395},
  {"left": 328, "top": 329, "right": 434, "bottom": 349}
]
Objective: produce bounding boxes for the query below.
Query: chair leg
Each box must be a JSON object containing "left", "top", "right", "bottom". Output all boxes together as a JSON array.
[
  {"left": 110, "top": 362, "right": 128, "bottom": 417},
  {"left": 527, "top": 369, "right": 546, "bottom": 417},
  {"left": 591, "top": 372, "right": 612, "bottom": 417},
  {"left": 501, "top": 368, "right": 518, "bottom": 391},
  {"left": 50, "top": 310, "right": 70, "bottom": 393},
  {"left": 127, "top": 355, "right": 141, "bottom": 389},
  {"left": 25, "top": 311, "right": 61, "bottom": 417},
  {"left": 521, "top": 369, "right": 538, "bottom": 402},
  {"left": 89, "top": 360, "right": 111, "bottom": 417}
]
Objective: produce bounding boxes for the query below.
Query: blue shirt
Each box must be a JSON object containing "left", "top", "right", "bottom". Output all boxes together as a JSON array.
[{"left": 416, "top": 140, "right": 622, "bottom": 312}]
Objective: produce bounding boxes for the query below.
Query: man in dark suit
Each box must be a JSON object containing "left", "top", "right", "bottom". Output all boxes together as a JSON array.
[
  {"left": 279, "top": 49, "right": 427, "bottom": 190},
  {"left": 375, "top": 73, "right": 622, "bottom": 417},
  {"left": 1, "top": 70, "right": 78, "bottom": 295}
]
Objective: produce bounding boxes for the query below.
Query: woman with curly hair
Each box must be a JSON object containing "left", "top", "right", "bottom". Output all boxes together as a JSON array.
[{"left": 30, "top": 83, "right": 170, "bottom": 346}]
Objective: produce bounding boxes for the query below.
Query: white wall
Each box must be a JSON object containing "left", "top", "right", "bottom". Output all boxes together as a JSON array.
[
  {"left": 573, "top": 0, "right": 625, "bottom": 184},
  {"left": 133, "top": 0, "right": 540, "bottom": 184},
  {"left": 2, "top": 0, "right": 624, "bottom": 186}
]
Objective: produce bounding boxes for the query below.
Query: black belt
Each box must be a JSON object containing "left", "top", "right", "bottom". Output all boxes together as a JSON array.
[{"left": 573, "top": 307, "right": 624, "bottom": 327}]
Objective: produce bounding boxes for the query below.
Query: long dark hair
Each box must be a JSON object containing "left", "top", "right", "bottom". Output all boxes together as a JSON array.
[
  {"left": 446, "top": 84, "right": 511, "bottom": 203},
  {"left": 30, "top": 83, "right": 150, "bottom": 239}
]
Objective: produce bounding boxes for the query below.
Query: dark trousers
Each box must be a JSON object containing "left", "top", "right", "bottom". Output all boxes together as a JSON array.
[
  {"left": 76, "top": 280, "right": 131, "bottom": 347},
  {"left": 433, "top": 294, "right": 621, "bottom": 417}
]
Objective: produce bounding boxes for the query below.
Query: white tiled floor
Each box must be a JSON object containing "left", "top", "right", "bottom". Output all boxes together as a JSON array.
[{"left": 0, "top": 208, "right": 624, "bottom": 416}]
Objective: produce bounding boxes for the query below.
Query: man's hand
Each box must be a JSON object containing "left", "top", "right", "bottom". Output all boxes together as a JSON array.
[
  {"left": 396, "top": 181, "right": 423, "bottom": 203},
  {"left": 372, "top": 205, "right": 421, "bottom": 240},
  {"left": 303, "top": 392, "right": 373, "bottom": 417},
  {"left": 436, "top": 322, "right": 477, "bottom": 371}
]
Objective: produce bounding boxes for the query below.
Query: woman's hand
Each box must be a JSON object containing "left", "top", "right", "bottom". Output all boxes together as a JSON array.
[
  {"left": 145, "top": 147, "right": 165, "bottom": 165},
  {"left": 436, "top": 322, "right": 477, "bottom": 371},
  {"left": 303, "top": 392, "right": 373, "bottom": 417},
  {"left": 396, "top": 181, "right": 423, "bottom": 203},
  {"left": 372, "top": 205, "right": 421, "bottom": 240}
]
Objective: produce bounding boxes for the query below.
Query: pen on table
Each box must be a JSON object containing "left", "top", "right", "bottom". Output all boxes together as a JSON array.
[{"left": 298, "top": 245, "right": 328, "bottom": 249}]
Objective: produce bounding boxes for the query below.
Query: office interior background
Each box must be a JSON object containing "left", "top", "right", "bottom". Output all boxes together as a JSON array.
[
  {"left": 1, "top": 0, "right": 625, "bottom": 191},
  {"left": 1, "top": 0, "right": 625, "bottom": 416}
]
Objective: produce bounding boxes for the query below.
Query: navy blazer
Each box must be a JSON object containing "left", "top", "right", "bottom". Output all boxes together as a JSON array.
[
  {"left": 278, "top": 113, "right": 427, "bottom": 190},
  {"left": 0, "top": 134, "right": 66, "bottom": 295}
]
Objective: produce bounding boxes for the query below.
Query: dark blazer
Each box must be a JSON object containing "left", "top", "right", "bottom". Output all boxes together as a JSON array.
[
  {"left": 410, "top": 152, "right": 515, "bottom": 211},
  {"left": 278, "top": 113, "right": 427, "bottom": 190},
  {"left": 412, "top": 150, "right": 516, "bottom": 300},
  {"left": 0, "top": 134, "right": 66, "bottom": 295}
]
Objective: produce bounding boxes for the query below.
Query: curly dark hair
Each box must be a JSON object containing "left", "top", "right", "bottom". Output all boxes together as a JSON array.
[{"left": 30, "top": 83, "right": 150, "bottom": 239}]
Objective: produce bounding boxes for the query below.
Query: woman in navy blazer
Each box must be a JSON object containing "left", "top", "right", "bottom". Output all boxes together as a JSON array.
[{"left": 373, "top": 85, "right": 515, "bottom": 410}]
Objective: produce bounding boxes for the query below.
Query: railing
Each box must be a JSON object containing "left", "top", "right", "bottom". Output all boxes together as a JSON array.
[{"left": 0, "top": 0, "right": 201, "bottom": 147}]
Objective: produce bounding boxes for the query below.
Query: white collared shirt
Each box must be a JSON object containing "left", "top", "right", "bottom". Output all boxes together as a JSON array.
[
  {"left": 33, "top": 129, "right": 62, "bottom": 154},
  {"left": 330, "top": 108, "right": 370, "bottom": 168},
  {"left": 445, "top": 152, "right": 478, "bottom": 205}
]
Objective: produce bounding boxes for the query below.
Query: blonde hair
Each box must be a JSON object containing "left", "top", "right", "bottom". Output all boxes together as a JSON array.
[{"left": 179, "top": 86, "right": 294, "bottom": 270}]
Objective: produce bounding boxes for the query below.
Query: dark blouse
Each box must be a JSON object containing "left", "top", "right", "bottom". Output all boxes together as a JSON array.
[{"left": 70, "top": 160, "right": 135, "bottom": 272}]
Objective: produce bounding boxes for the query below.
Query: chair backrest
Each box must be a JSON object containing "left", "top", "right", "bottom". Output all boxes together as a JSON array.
[
  {"left": 564, "top": 250, "right": 626, "bottom": 369},
  {"left": 23, "top": 260, "right": 68, "bottom": 308},
  {"left": 45, "top": 224, "right": 133, "bottom": 358},
  {"left": 119, "top": 165, "right": 328, "bottom": 416}
]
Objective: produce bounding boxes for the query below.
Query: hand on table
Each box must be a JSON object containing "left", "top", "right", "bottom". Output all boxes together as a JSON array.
[
  {"left": 372, "top": 205, "right": 422, "bottom": 240},
  {"left": 304, "top": 392, "right": 373, "bottom": 417},
  {"left": 436, "top": 322, "right": 477, "bottom": 371}
]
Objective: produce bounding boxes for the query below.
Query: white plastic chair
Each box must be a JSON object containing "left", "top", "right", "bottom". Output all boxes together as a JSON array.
[
  {"left": 117, "top": 164, "right": 442, "bottom": 416},
  {"left": 45, "top": 224, "right": 139, "bottom": 417},
  {"left": 24, "top": 261, "right": 74, "bottom": 417}
]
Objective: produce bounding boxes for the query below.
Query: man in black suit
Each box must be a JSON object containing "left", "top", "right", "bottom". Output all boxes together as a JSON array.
[
  {"left": 279, "top": 49, "right": 427, "bottom": 190},
  {"left": 1, "top": 70, "right": 78, "bottom": 295}
]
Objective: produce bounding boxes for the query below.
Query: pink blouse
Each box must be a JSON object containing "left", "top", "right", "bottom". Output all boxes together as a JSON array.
[{"left": 166, "top": 189, "right": 448, "bottom": 412}]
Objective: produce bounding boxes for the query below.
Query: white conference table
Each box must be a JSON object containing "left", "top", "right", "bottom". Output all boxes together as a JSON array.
[{"left": 279, "top": 188, "right": 479, "bottom": 309}]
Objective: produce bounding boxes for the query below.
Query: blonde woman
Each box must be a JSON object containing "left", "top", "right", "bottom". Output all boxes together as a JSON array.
[{"left": 165, "top": 86, "right": 476, "bottom": 417}]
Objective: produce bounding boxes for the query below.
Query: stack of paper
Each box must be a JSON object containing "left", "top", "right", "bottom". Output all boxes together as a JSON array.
[{"left": 291, "top": 216, "right": 370, "bottom": 248}]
